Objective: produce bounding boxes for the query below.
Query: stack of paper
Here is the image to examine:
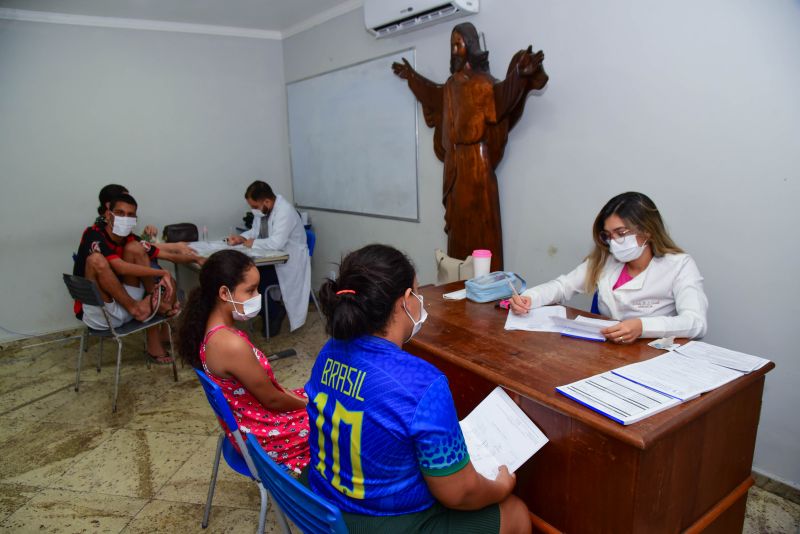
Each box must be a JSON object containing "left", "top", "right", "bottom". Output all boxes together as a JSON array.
[
  {"left": 550, "top": 315, "right": 619, "bottom": 342},
  {"left": 674, "top": 341, "right": 770, "bottom": 373},
  {"left": 460, "top": 387, "right": 548, "bottom": 479},
  {"left": 611, "top": 352, "right": 744, "bottom": 401},
  {"left": 557, "top": 372, "right": 681, "bottom": 425},
  {"left": 504, "top": 306, "right": 566, "bottom": 332}
]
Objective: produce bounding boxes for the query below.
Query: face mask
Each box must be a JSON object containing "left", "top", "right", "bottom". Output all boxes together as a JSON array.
[
  {"left": 111, "top": 215, "right": 137, "bottom": 237},
  {"left": 251, "top": 208, "right": 264, "bottom": 218},
  {"left": 609, "top": 234, "right": 647, "bottom": 263},
  {"left": 225, "top": 288, "right": 262, "bottom": 321},
  {"left": 403, "top": 291, "right": 428, "bottom": 342}
]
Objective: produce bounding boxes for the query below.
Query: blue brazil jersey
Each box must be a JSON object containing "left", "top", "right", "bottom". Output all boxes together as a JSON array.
[{"left": 304, "top": 335, "right": 470, "bottom": 515}]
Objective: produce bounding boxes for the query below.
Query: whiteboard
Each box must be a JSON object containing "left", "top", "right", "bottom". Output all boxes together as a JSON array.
[{"left": 287, "top": 50, "right": 418, "bottom": 220}]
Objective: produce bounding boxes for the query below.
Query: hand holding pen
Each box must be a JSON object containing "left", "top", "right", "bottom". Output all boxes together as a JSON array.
[{"left": 508, "top": 279, "right": 532, "bottom": 315}]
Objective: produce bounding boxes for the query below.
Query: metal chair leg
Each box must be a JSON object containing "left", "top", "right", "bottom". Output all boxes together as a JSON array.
[
  {"left": 112, "top": 339, "right": 123, "bottom": 413},
  {"left": 257, "top": 484, "right": 269, "bottom": 534},
  {"left": 310, "top": 289, "right": 324, "bottom": 323},
  {"left": 97, "top": 337, "right": 104, "bottom": 372},
  {"left": 273, "top": 498, "right": 292, "bottom": 534},
  {"left": 167, "top": 323, "right": 177, "bottom": 382},
  {"left": 75, "top": 329, "right": 86, "bottom": 392},
  {"left": 202, "top": 434, "right": 225, "bottom": 529},
  {"left": 263, "top": 292, "right": 271, "bottom": 340}
]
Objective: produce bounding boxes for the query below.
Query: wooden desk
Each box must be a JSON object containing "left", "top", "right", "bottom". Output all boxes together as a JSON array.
[{"left": 407, "top": 283, "right": 773, "bottom": 534}]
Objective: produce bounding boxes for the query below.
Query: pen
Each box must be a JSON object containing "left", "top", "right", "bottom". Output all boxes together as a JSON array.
[{"left": 507, "top": 279, "right": 520, "bottom": 299}]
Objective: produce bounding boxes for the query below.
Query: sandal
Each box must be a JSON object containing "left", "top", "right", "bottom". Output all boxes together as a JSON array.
[
  {"left": 143, "top": 286, "right": 163, "bottom": 323},
  {"left": 146, "top": 351, "right": 174, "bottom": 365}
]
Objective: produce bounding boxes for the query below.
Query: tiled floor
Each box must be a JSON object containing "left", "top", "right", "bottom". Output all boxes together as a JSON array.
[{"left": 0, "top": 313, "right": 798, "bottom": 533}]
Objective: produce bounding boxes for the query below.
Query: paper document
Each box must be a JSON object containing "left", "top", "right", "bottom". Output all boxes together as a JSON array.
[
  {"left": 443, "top": 288, "right": 467, "bottom": 300},
  {"left": 674, "top": 341, "right": 770, "bottom": 373},
  {"left": 460, "top": 387, "right": 548, "bottom": 480},
  {"left": 557, "top": 372, "right": 681, "bottom": 425},
  {"left": 504, "top": 306, "right": 567, "bottom": 332},
  {"left": 612, "top": 352, "right": 743, "bottom": 401},
  {"left": 189, "top": 241, "right": 284, "bottom": 260},
  {"left": 550, "top": 315, "right": 618, "bottom": 341}
]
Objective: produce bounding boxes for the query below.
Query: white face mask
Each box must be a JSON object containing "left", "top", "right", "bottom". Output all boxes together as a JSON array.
[
  {"left": 251, "top": 208, "right": 264, "bottom": 218},
  {"left": 111, "top": 215, "right": 137, "bottom": 237},
  {"left": 403, "top": 291, "right": 428, "bottom": 342},
  {"left": 225, "top": 288, "right": 262, "bottom": 321},
  {"left": 609, "top": 234, "right": 647, "bottom": 263}
]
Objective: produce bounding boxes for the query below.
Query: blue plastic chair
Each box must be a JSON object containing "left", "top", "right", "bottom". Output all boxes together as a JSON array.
[
  {"left": 194, "top": 369, "right": 280, "bottom": 533},
  {"left": 591, "top": 290, "right": 600, "bottom": 315},
  {"left": 245, "top": 434, "right": 348, "bottom": 534}
]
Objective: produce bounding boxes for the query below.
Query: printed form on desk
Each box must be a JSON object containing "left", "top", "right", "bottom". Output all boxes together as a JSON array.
[
  {"left": 673, "top": 341, "right": 770, "bottom": 373},
  {"left": 612, "top": 352, "right": 743, "bottom": 401},
  {"left": 504, "top": 305, "right": 566, "bottom": 332},
  {"left": 460, "top": 387, "right": 548, "bottom": 479},
  {"left": 550, "top": 315, "right": 619, "bottom": 341},
  {"left": 557, "top": 372, "right": 681, "bottom": 425}
]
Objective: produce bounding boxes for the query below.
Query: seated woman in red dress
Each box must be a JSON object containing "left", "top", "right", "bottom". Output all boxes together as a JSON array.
[{"left": 179, "top": 250, "right": 310, "bottom": 473}]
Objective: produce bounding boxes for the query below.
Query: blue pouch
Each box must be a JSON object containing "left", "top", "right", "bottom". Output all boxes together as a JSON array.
[{"left": 465, "top": 272, "right": 526, "bottom": 303}]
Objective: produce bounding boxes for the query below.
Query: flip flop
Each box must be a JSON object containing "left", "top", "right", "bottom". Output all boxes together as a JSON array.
[
  {"left": 143, "top": 286, "right": 163, "bottom": 323},
  {"left": 146, "top": 351, "right": 173, "bottom": 365}
]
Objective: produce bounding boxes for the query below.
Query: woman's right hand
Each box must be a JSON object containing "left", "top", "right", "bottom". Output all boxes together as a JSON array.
[
  {"left": 510, "top": 294, "right": 532, "bottom": 315},
  {"left": 494, "top": 465, "right": 517, "bottom": 497}
]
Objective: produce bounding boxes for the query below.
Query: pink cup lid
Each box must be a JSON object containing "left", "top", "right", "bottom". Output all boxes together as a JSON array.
[{"left": 472, "top": 249, "right": 492, "bottom": 258}]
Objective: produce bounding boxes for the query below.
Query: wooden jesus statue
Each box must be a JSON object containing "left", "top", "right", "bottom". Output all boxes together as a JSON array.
[{"left": 392, "top": 22, "right": 548, "bottom": 271}]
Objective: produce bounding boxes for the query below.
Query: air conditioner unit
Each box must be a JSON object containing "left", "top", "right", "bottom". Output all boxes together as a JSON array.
[{"left": 364, "top": 0, "right": 479, "bottom": 39}]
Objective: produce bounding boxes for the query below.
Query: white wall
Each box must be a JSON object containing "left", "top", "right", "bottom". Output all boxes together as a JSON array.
[
  {"left": 0, "top": 20, "right": 290, "bottom": 339},
  {"left": 283, "top": 0, "right": 800, "bottom": 487}
]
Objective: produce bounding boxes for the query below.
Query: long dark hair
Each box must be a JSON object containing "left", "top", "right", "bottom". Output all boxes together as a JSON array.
[
  {"left": 178, "top": 250, "right": 255, "bottom": 368},
  {"left": 318, "top": 244, "right": 415, "bottom": 340},
  {"left": 451, "top": 22, "right": 490, "bottom": 74}
]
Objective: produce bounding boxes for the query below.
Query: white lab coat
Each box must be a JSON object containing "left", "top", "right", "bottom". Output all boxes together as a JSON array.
[
  {"left": 521, "top": 253, "right": 708, "bottom": 339},
  {"left": 241, "top": 194, "right": 310, "bottom": 331}
]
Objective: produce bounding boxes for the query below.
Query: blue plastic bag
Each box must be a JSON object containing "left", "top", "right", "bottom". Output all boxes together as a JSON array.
[{"left": 465, "top": 272, "right": 526, "bottom": 303}]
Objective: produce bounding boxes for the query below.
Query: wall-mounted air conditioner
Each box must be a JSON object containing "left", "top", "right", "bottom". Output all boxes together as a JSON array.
[{"left": 364, "top": 0, "right": 479, "bottom": 39}]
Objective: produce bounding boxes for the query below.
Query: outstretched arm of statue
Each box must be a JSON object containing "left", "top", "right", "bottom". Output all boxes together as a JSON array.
[
  {"left": 493, "top": 45, "right": 548, "bottom": 122},
  {"left": 392, "top": 57, "right": 443, "bottom": 128}
]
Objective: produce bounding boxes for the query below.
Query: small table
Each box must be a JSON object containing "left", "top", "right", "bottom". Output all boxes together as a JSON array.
[{"left": 408, "top": 282, "right": 773, "bottom": 534}]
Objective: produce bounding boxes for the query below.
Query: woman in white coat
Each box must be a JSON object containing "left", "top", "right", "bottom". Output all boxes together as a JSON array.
[
  {"left": 228, "top": 181, "right": 311, "bottom": 334},
  {"left": 510, "top": 192, "right": 707, "bottom": 343}
]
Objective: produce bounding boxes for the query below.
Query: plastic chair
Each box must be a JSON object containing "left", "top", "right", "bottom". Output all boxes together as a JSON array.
[
  {"left": 591, "top": 290, "right": 600, "bottom": 315},
  {"left": 62, "top": 274, "right": 178, "bottom": 412},
  {"left": 245, "top": 433, "right": 348, "bottom": 534},
  {"left": 194, "top": 369, "right": 280, "bottom": 534},
  {"left": 261, "top": 227, "right": 323, "bottom": 340}
]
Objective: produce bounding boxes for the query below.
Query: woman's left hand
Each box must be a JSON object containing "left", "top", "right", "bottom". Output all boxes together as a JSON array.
[{"left": 602, "top": 318, "right": 643, "bottom": 344}]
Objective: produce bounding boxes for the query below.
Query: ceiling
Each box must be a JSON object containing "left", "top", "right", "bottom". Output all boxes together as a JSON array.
[{"left": 0, "top": 0, "right": 360, "bottom": 33}]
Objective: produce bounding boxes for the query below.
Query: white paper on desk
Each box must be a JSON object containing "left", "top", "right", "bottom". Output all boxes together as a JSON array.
[
  {"left": 504, "top": 305, "right": 566, "bottom": 332},
  {"left": 674, "top": 341, "right": 770, "bottom": 373},
  {"left": 550, "top": 315, "right": 618, "bottom": 341},
  {"left": 557, "top": 372, "right": 681, "bottom": 425},
  {"left": 189, "top": 241, "right": 283, "bottom": 260},
  {"left": 459, "top": 387, "right": 548, "bottom": 480},
  {"left": 612, "top": 352, "right": 743, "bottom": 401},
  {"left": 443, "top": 288, "right": 467, "bottom": 300}
]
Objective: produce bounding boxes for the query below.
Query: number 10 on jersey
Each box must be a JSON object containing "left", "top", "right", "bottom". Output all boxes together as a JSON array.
[{"left": 313, "top": 392, "right": 366, "bottom": 499}]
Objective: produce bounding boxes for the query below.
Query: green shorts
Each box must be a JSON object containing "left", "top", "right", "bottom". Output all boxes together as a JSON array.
[
  {"left": 341, "top": 502, "right": 500, "bottom": 534},
  {"left": 298, "top": 466, "right": 500, "bottom": 534}
]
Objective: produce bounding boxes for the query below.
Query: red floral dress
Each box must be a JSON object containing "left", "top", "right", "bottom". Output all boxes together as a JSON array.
[{"left": 199, "top": 325, "right": 310, "bottom": 473}]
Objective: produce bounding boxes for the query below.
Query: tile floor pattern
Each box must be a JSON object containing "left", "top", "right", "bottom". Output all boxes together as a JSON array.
[{"left": 0, "top": 313, "right": 798, "bottom": 533}]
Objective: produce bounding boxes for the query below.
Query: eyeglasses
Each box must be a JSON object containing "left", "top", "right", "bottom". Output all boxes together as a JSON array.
[{"left": 599, "top": 228, "right": 637, "bottom": 244}]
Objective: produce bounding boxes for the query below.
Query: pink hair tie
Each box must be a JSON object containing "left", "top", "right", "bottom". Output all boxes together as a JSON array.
[{"left": 336, "top": 289, "right": 356, "bottom": 296}]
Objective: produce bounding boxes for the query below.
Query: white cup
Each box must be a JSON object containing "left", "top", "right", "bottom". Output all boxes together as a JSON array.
[{"left": 472, "top": 249, "right": 492, "bottom": 278}]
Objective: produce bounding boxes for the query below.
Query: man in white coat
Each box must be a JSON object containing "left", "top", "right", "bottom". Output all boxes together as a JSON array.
[{"left": 227, "top": 181, "right": 311, "bottom": 336}]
